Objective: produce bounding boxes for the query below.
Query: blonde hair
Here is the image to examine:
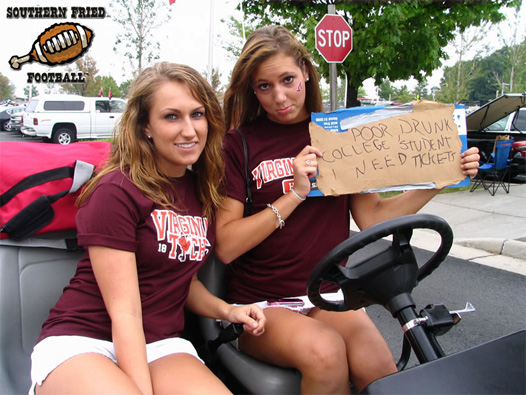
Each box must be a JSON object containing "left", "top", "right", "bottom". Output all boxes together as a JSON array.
[
  {"left": 223, "top": 25, "right": 323, "bottom": 130},
  {"left": 78, "top": 62, "right": 225, "bottom": 220}
]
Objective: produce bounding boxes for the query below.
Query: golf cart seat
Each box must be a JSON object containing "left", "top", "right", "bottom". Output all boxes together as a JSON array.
[
  {"left": 197, "top": 254, "right": 302, "bottom": 394},
  {"left": 0, "top": 241, "right": 85, "bottom": 395}
]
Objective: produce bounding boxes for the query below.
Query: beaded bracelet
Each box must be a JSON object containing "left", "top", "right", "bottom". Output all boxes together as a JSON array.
[
  {"left": 266, "top": 203, "right": 285, "bottom": 229},
  {"left": 291, "top": 188, "right": 306, "bottom": 202}
]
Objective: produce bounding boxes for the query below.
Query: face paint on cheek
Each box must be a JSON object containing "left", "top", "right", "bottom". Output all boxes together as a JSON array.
[{"left": 296, "top": 81, "right": 303, "bottom": 92}]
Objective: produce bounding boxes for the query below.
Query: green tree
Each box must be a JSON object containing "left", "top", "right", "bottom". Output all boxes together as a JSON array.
[
  {"left": 469, "top": 47, "right": 507, "bottom": 102},
  {"left": 0, "top": 74, "right": 15, "bottom": 101},
  {"left": 495, "top": 2, "right": 526, "bottom": 92},
  {"left": 412, "top": 81, "right": 430, "bottom": 101},
  {"left": 220, "top": 15, "right": 256, "bottom": 61},
  {"left": 378, "top": 79, "right": 395, "bottom": 101},
  {"left": 203, "top": 67, "right": 225, "bottom": 100},
  {"left": 241, "top": 0, "right": 518, "bottom": 107},
  {"left": 94, "top": 76, "right": 123, "bottom": 99},
  {"left": 61, "top": 56, "right": 100, "bottom": 96},
  {"left": 120, "top": 80, "right": 133, "bottom": 98},
  {"left": 438, "top": 25, "right": 489, "bottom": 103},
  {"left": 492, "top": 39, "right": 526, "bottom": 94},
  {"left": 393, "top": 85, "right": 413, "bottom": 103},
  {"left": 111, "top": 0, "right": 171, "bottom": 75},
  {"left": 23, "top": 86, "right": 39, "bottom": 99},
  {"left": 436, "top": 58, "right": 480, "bottom": 103},
  {"left": 511, "top": 39, "right": 526, "bottom": 93},
  {"left": 357, "top": 86, "right": 367, "bottom": 99}
]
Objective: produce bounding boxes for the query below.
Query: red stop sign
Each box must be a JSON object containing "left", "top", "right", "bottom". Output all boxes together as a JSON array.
[{"left": 315, "top": 14, "right": 353, "bottom": 63}]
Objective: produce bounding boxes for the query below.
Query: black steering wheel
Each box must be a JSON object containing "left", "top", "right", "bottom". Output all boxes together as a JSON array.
[{"left": 307, "top": 214, "right": 453, "bottom": 312}]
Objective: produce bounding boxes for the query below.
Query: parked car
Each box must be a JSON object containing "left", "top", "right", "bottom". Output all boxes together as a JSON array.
[
  {"left": 7, "top": 113, "right": 24, "bottom": 132},
  {"left": 21, "top": 94, "right": 126, "bottom": 144},
  {"left": 466, "top": 93, "right": 526, "bottom": 180},
  {"left": 0, "top": 106, "right": 25, "bottom": 131}
]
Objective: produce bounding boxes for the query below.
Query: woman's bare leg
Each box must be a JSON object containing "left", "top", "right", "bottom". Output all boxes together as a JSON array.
[
  {"left": 36, "top": 353, "right": 141, "bottom": 395},
  {"left": 149, "top": 353, "right": 231, "bottom": 395},
  {"left": 239, "top": 308, "right": 351, "bottom": 394},
  {"left": 310, "top": 308, "right": 397, "bottom": 392}
]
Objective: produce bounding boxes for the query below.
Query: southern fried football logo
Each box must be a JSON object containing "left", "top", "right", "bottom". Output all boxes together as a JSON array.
[{"left": 9, "top": 22, "right": 93, "bottom": 70}]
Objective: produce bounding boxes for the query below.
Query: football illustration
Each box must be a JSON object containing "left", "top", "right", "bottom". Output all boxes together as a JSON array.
[{"left": 9, "top": 23, "right": 93, "bottom": 70}]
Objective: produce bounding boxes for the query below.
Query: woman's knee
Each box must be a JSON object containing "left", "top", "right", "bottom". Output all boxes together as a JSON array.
[
  {"left": 36, "top": 353, "right": 141, "bottom": 395},
  {"left": 240, "top": 311, "right": 351, "bottom": 393},
  {"left": 292, "top": 326, "right": 349, "bottom": 381},
  {"left": 295, "top": 330, "right": 350, "bottom": 393},
  {"left": 150, "top": 353, "right": 230, "bottom": 394}
]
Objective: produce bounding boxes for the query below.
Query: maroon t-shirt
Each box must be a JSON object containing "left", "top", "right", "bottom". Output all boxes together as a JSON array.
[
  {"left": 38, "top": 169, "right": 214, "bottom": 344},
  {"left": 224, "top": 116, "right": 350, "bottom": 304}
]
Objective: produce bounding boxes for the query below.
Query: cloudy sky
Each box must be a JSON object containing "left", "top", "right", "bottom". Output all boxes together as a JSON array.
[{"left": 1, "top": 0, "right": 523, "bottom": 99}]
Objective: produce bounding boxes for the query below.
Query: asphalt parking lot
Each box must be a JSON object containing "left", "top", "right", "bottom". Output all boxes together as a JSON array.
[{"left": 0, "top": 129, "right": 44, "bottom": 143}]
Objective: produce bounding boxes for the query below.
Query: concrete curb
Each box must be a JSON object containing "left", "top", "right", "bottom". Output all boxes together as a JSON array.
[{"left": 455, "top": 238, "right": 526, "bottom": 261}]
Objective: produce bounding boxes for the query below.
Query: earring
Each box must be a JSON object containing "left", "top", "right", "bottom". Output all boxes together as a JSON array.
[
  {"left": 306, "top": 77, "right": 310, "bottom": 82},
  {"left": 147, "top": 135, "right": 152, "bottom": 139}
]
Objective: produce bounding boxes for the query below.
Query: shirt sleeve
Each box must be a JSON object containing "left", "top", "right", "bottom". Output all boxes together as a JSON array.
[
  {"left": 223, "top": 130, "right": 249, "bottom": 204},
  {"left": 76, "top": 181, "right": 142, "bottom": 252}
]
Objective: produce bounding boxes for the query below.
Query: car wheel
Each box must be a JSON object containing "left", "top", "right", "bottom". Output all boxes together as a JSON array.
[
  {"left": 52, "top": 128, "right": 75, "bottom": 145},
  {"left": 1, "top": 120, "right": 9, "bottom": 131}
]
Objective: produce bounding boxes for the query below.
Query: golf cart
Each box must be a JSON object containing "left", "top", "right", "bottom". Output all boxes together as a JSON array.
[
  {"left": 1, "top": 214, "right": 524, "bottom": 394},
  {"left": 197, "top": 214, "right": 525, "bottom": 394}
]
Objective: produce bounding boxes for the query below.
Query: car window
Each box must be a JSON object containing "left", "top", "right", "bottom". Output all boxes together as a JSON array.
[
  {"left": 43, "top": 101, "right": 85, "bottom": 111},
  {"left": 96, "top": 101, "right": 110, "bottom": 112},
  {"left": 485, "top": 114, "right": 511, "bottom": 131},
  {"left": 7, "top": 107, "right": 24, "bottom": 115},
  {"left": 511, "top": 110, "right": 526, "bottom": 132},
  {"left": 109, "top": 100, "right": 126, "bottom": 113},
  {"left": 25, "top": 100, "right": 39, "bottom": 113}
]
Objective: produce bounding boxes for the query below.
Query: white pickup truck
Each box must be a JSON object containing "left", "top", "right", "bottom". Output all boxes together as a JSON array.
[{"left": 21, "top": 94, "right": 126, "bottom": 145}]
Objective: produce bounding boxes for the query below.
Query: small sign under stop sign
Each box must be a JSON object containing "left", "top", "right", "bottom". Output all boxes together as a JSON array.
[{"left": 315, "top": 14, "right": 353, "bottom": 63}]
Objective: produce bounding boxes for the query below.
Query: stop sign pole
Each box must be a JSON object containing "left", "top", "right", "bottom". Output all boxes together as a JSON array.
[
  {"left": 315, "top": 5, "right": 353, "bottom": 110},
  {"left": 329, "top": 5, "right": 338, "bottom": 111}
]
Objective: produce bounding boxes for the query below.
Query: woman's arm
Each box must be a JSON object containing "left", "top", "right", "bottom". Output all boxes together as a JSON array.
[
  {"left": 89, "top": 246, "right": 153, "bottom": 395},
  {"left": 351, "top": 147, "right": 480, "bottom": 230},
  {"left": 185, "top": 275, "right": 265, "bottom": 336},
  {"left": 215, "top": 194, "right": 300, "bottom": 263},
  {"left": 215, "top": 145, "right": 321, "bottom": 263},
  {"left": 350, "top": 189, "right": 440, "bottom": 230}
]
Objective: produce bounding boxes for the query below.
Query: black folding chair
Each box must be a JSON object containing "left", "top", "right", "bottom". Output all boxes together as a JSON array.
[{"left": 470, "top": 139, "right": 513, "bottom": 196}]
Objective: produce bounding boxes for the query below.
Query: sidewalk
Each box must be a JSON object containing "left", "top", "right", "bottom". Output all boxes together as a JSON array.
[{"left": 352, "top": 182, "right": 526, "bottom": 276}]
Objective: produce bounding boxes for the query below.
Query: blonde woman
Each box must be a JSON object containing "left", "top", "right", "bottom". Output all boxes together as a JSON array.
[{"left": 30, "top": 62, "right": 265, "bottom": 395}]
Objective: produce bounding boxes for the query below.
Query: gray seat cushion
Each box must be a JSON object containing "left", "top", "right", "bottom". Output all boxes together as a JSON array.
[{"left": 0, "top": 245, "right": 84, "bottom": 394}]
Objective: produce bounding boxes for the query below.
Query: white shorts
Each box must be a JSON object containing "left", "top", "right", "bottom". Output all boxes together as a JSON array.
[
  {"left": 252, "top": 291, "right": 345, "bottom": 315},
  {"left": 29, "top": 335, "right": 203, "bottom": 395},
  {"left": 223, "top": 291, "right": 348, "bottom": 349}
]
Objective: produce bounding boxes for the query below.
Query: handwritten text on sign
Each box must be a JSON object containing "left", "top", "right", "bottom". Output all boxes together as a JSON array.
[{"left": 309, "top": 101, "right": 465, "bottom": 195}]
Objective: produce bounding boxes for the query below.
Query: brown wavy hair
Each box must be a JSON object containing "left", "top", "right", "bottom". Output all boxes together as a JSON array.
[
  {"left": 223, "top": 25, "right": 323, "bottom": 130},
  {"left": 78, "top": 62, "right": 225, "bottom": 220}
]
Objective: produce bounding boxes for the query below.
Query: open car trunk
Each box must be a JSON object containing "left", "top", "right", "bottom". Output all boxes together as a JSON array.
[{"left": 466, "top": 93, "right": 526, "bottom": 132}]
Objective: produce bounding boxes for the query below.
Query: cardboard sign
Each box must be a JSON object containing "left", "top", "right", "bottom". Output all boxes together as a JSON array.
[{"left": 309, "top": 101, "right": 465, "bottom": 196}]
